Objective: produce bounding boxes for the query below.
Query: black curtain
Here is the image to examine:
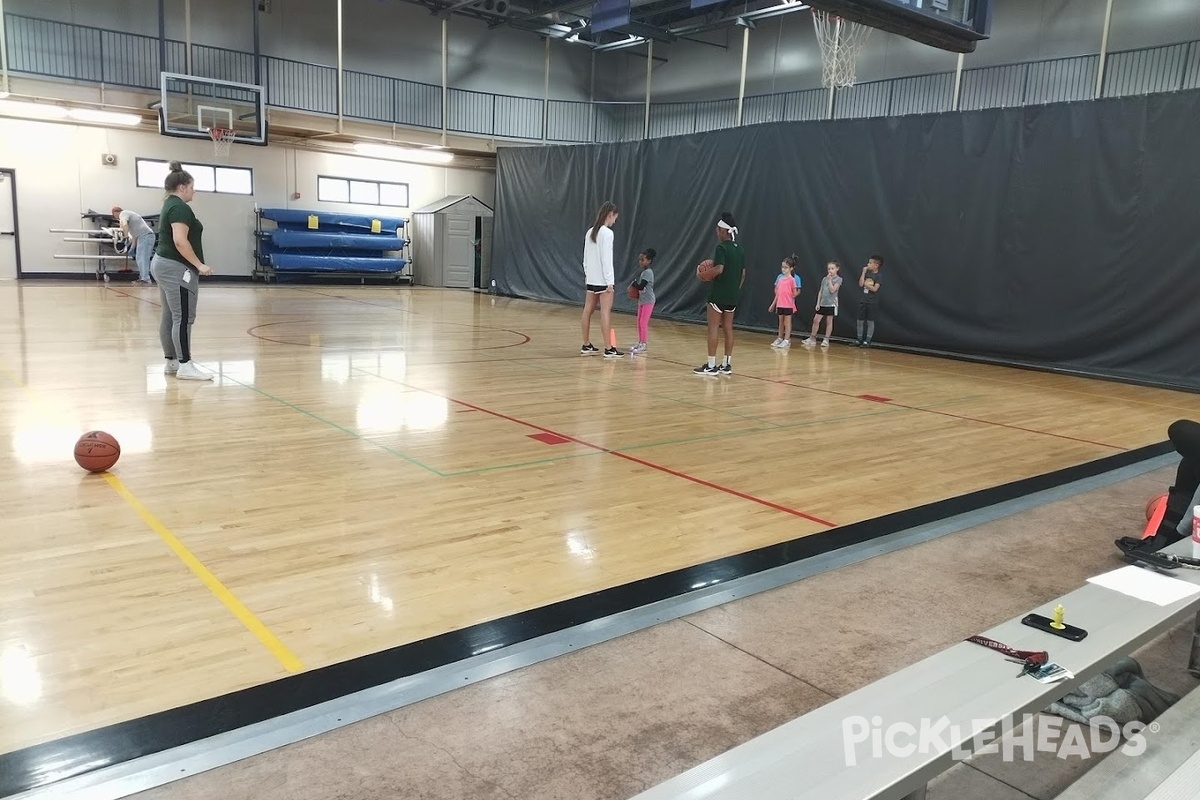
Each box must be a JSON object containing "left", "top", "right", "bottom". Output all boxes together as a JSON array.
[{"left": 492, "top": 90, "right": 1200, "bottom": 390}]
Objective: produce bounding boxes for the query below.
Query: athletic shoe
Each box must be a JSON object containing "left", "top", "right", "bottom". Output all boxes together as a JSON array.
[
  {"left": 779, "top": 340, "right": 790, "bottom": 349},
  {"left": 693, "top": 363, "right": 720, "bottom": 376},
  {"left": 717, "top": 363, "right": 732, "bottom": 375},
  {"left": 165, "top": 358, "right": 179, "bottom": 374},
  {"left": 604, "top": 347, "right": 624, "bottom": 358},
  {"left": 770, "top": 338, "right": 783, "bottom": 347},
  {"left": 801, "top": 338, "right": 815, "bottom": 348},
  {"left": 175, "top": 361, "right": 213, "bottom": 381},
  {"left": 820, "top": 339, "right": 829, "bottom": 349},
  {"left": 581, "top": 343, "right": 599, "bottom": 355}
]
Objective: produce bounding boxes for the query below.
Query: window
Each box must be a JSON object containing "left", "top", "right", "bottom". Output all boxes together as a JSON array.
[
  {"left": 135, "top": 158, "right": 254, "bottom": 196},
  {"left": 318, "top": 176, "right": 409, "bottom": 208}
]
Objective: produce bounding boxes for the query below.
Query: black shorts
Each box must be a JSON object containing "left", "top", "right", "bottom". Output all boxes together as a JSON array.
[
  {"left": 708, "top": 302, "right": 736, "bottom": 314},
  {"left": 586, "top": 284, "right": 608, "bottom": 294},
  {"left": 776, "top": 307, "right": 794, "bottom": 317},
  {"left": 857, "top": 302, "right": 876, "bottom": 321},
  {"left": 816, "top": 306, "right": 836, "bottom": 317}
]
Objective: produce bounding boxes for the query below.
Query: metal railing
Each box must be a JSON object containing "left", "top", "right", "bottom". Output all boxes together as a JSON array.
[{"left": 4, "top": 13, "right": 1199, "bottom": 145}]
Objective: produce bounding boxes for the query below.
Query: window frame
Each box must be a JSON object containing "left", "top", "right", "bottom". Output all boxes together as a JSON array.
[
  {"left": 134, "top": 157, "right": 255, "bottom": 196},
  {"left": 317, "top": 175, "right": 410, "bottom": 209}
]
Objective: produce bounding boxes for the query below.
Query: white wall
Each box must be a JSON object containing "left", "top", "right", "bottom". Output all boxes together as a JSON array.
[
  {"left": 4, "top": 0, "right": 595, "bottom": 101},
  {"left": 0, "top": 117, "right": 495, "bottom": 278}
]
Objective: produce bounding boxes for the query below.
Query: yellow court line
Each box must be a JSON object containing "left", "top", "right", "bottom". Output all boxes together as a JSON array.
[{"left": 102, "top": 472, "right": 305, "bottom": 674}]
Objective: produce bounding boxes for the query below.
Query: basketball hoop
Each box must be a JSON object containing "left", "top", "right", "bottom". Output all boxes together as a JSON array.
[
  {"left": 208, "top": 126, "right": 236, "bottom": 157},
  {"left": 811, "top": 9, "right": 873, "bottom": 89}
]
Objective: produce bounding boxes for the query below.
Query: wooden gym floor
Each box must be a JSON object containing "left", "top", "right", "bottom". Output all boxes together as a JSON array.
[{"left": 1, "top": 281, "right": 1197, "bottom": 788}]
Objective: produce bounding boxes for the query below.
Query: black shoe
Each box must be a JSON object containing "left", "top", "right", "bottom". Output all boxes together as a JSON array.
[
  {"left": 693, "top": 363, "right": 719, "bottom": 376},
  {"left": 717, "top": 363, "right": 732, "bottom": 375},
  {"left": 604, "top": 347, "right": 624, "bottom": 358},
  {"left": 581, "top": 343, "right": 599, "bottom": 355}
]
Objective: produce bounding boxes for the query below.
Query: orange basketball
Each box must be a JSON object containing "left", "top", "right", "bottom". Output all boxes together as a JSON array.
[
  {"left": 74, "top": 431, "right": 120, "bottom": 473},
  {"left": 696, "top": 259, "right": 719, "bottom": 282},
  {"left": 1146, "top": 493, "right": 1167, "bottom": 521}
]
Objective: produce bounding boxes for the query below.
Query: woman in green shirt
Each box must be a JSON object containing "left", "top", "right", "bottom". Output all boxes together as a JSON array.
[
  {"left": 693, "top": 211, "right": 745, "bottom": 376},
  {"left": 150, "top": 161, "right": 213, "bottom": 381}
]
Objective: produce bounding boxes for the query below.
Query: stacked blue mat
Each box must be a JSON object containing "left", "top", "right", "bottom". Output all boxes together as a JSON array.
[{"left": 257, "top": 208, "right": 408, "bottom": 274}]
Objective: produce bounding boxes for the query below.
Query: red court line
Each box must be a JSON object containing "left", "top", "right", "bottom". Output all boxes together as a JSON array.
[
  {"left": 353, "top": 366, "right": 837, "bottom": 528},
  {"left": 653, "top": 356, "right": 1123, "bottom": 451},
  {"left": 107, "top": 286, "right": 160, "bottom": 307}
]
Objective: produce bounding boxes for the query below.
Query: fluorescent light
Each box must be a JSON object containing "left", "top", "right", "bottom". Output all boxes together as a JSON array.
[
  {"left": 0, "top": 99, "right": 69, "bottom": 120},
  {"left": 354, "top": 142, "right": 455, "bottom": 164},
  {"left": 0, "top": 100, "right": 140, "bottom": 126},
  {"left": 68, "top": 108, "right": 141, "bottom": 126}
]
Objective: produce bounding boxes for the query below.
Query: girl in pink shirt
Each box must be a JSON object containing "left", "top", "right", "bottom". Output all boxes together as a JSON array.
[{"left": 768, "top": 254, "right": 802, "bottom": 349}]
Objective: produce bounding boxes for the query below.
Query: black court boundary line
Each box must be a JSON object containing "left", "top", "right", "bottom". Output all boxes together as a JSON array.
[{"left": 0, "top": 440, "right": 1173, "bottom": 798}]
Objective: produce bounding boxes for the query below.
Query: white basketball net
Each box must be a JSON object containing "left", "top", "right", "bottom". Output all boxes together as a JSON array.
[
  {"left": 812, "top": 10, "right": 873, "bottom": 89},
  {"left": 209, "top": 127, "right": 236, "bottom": 157}
]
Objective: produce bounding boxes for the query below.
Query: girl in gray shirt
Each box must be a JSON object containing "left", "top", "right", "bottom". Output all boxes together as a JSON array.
[{"left": 629, "top": 248, "right": 656, "bottom": 355}]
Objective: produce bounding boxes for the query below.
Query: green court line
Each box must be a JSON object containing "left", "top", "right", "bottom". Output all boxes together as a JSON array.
[
  {"left": 515, "top": 359, "right": 788, "bottom": 428},
  {"left": 197, "top": 364, "right": 447, "bottom": 477},
  {"left": 444, "top": 449, "right": 606, "bottom": 477}
]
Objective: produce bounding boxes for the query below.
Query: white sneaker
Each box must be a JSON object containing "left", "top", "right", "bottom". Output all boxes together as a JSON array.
[
  {"left": 780, "top": 340, "right": 791, "bottom": 349},
  {"left": 165, "top": 359, "right": 179, "bottom": 374},
  {"left": 801, "top": 338, "right": 815, "bottom": 348},
  {"left": 770, "top": 338, "right": 783, "bottom": 347},
  {"left": 820, "top": 339, "right": 830, "bottom": 348},
  {"left": 175, "top": 361, "right": 213, "bottom": 381}
]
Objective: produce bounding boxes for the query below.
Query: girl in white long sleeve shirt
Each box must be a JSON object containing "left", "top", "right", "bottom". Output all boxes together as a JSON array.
[{"left": 580, "top": 201, "right": 623, "bottom": 357}]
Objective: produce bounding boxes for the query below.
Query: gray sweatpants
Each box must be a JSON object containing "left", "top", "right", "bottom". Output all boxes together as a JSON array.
[{"left": 150, "top": 254, "right": 199, "bottom": 363}]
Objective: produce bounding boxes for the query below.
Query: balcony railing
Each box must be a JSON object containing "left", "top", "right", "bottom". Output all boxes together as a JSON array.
[{"left": 4, "top": 13, "right": 1199, "bottom": 145}]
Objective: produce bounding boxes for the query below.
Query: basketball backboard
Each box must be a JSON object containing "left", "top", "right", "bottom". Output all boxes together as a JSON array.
[
  {"left": 807, "top": 0, "right": 992, "bottom": 53},
  {"left": 158, "top": 72, "right": 267, "bottom": 147}
]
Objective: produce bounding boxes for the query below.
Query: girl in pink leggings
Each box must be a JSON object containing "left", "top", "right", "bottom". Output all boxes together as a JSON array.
[{"left": 629, "top": 248, "right": 656, "bottom": 355}]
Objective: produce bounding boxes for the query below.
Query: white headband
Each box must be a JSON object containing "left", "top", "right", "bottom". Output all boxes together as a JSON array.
[{"left": 718, "top": 220, "right": 738, "bottom": 240}]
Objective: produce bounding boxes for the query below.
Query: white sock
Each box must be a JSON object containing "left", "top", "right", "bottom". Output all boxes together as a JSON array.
[
  {"left": 723, "top": 355, "right": 731, "bottom": 366},
  {"left": 707, "top": 356, "right": 716, "bottom": 368}
]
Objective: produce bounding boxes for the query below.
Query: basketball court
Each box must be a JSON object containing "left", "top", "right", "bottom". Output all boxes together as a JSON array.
[{"left": 1, "top": 280, "right": 1195, "bottom": 784}]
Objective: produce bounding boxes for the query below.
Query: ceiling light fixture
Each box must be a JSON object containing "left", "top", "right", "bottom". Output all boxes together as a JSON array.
[
  {"left": 67, "top": 108, "right": 142, "bottom": 126},
  {"left": 354, "top": 142, "right": 455, "bottom": 164},
  {"left": 0, "top": 99, "right": 69, "bottom": 120}
]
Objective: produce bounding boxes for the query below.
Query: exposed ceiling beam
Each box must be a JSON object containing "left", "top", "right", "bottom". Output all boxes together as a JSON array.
[
  {"left": 669, "top": 1, "right": 808, "bottom": 36},
  {"left": 604, "top": 20, "right": 678, "bottom": 42},
  {"left": 436, "top": 0, "right": 484, "bottom": 17},
  {"left": 493, "top": 0, "right": 594, "bottom": 27}
]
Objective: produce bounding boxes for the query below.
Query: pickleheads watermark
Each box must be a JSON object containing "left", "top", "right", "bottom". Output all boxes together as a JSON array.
[{"left": 842, "top": 714, "right": 1159, "bottom": 766}]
